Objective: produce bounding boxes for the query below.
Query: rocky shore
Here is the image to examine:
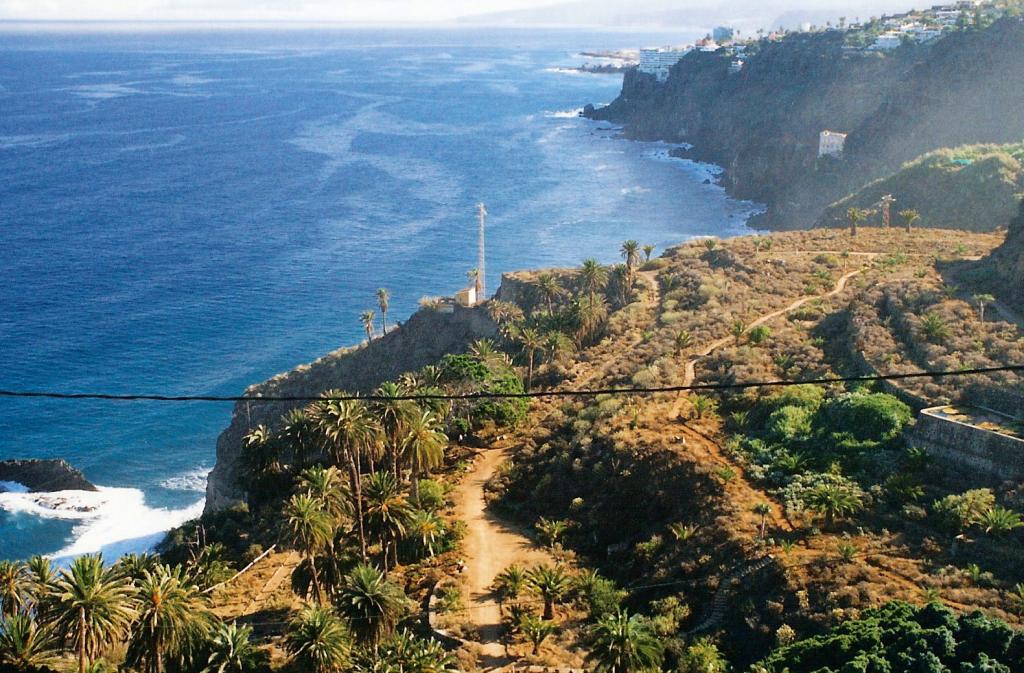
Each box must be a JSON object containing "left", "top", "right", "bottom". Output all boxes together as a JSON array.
[{"left": 0, "top": 459, "right": 97, "bottom": 492}]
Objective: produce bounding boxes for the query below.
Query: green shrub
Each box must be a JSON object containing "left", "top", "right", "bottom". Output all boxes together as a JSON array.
[
  {"left": 818, "top": 392, "right": 912, "bottom": 442},
  {"left": 766, "top": 405, "right": 816, "bottom": 443}
]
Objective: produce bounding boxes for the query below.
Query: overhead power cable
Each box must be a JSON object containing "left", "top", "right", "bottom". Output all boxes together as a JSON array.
[{"left": 0, "top": 364, "right": 1020, "bottom": 403}]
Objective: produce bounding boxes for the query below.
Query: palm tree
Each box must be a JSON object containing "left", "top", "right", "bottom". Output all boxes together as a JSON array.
[
  {"left": 241, "top": 424, "right": 280, "bottom": 478},
  {"left": 283, "top": 493, "right": 335, "bottom": 603},
  {"left": 360, "top": 310, "right": 376, "bottom": 344},
  {"left": 519, "top": 614, "right": 556, "bottom": 655},
  {"left": 920, "top": 312, "right": 950, "bottom": 344},
  {"left": 730, "top": 320, "right": 746, "bottom": 345},
  {"left": 52, "top": 554, "right": 137, "bottom": 673},
  {"left": 899, "top": 208, "right": 920, "bottom": 233},
  {"left": 285, "top": 605, "right": 351, "bottom": 673},
  {"left": 0, "top": 560, "right": 32, "bottom": 618},
  {"left": 572, "top": 294, "right": 609, "bottom": 347},
  {"left": 847, "top": 207, "right": 866, "bottom": 236},
  {"left": 805, "top": 483, "right": 864, "bottom": 529},
  {"left": 535, "top": 273, "right": 563, "bottom": 315},
  {"left": 466, "top": 268, "right": 481, "bottom": 296},
  {"left": 362, "top": 471, "right": 412, "bottom": 573},
  {"left": 203, "top": 621, "right": 261, "bottom": 673},
  {"left": 298, "top": 464, "right": 350, "bottom": 524},
  {"left": 972, "top": 293, "right": 996, "bottom": 323},
  {"left": 401, "top": 411, "right": 447, "bottom": 501},
  {"left": 517, "top": 327, "right": 544, "bottom": 392},
  {"left": 587, "top": 610, "right": 663, "bottom": 673},
  {"left": 0, "top": 613, "right": 58, "bottom": 671},
  {"left": 753, "top": 503, "right": 772, "bottom": 540},
  {"left": 526, "top": 565, "right": 569, "bottom": 620},
  {"left": 535, "top": 517, "right": 569, "bottom": 548},
  {"left": 127, "top": 565, "right": 211, "bottom": 673},
  {"left": 543, "top": 331, "right": 575, "bottom": 365},
  {"left": 642, "top": 244, "right": 655, "bottom": 263},
  {"left": 371, "top": 381, "right": 415, "bottom": 478},
  {"left": 314, "top": 395, "right": 381, "bottom": 559},
  {"left": 493, "top": 564, "right": 527, "bottom": 613},
  {"left": 336, "top": 564, "right": 406, "bottom": 648},
  {"left": 280, "top": 408, "right": 319, "bottom": 471},
  {"left": 620, "top": 240, "right": 641, "bottom": 271},
  {"left": 579, "top": 258, "right": 609, "bottom": 304},
  {"left": 406, "top": 509, "right": 444, "bottom": 558},
  {"left": 376, "top": 288, "right": 391, "bottom": 335},
  {"left": 675, "top": 330, "right": 693, "bottom": 355},
  {"left": 26, "top": 555, "right": 56, "bottom": 618}
]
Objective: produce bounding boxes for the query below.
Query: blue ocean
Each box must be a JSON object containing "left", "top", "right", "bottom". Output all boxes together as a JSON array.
[{"left": 0, "top": 26, "right": 759, "bottom": 560}]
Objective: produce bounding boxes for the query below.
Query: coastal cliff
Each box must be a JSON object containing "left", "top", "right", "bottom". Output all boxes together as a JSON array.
[
  {"left": 588, "top": 18, "right": 1024, "bottom": 230},
  {"left": 204, "top": 302, "right": 499, "bottom": 513}
]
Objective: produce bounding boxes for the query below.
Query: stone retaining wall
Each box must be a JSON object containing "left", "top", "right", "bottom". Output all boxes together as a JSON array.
[{"left": 909, "top": 407, "right": 1024, "bottom": 482}]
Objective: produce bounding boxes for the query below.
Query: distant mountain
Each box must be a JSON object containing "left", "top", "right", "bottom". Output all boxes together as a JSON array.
[{"left": 459, "top": 0, "right": 919, "bottom": 32}]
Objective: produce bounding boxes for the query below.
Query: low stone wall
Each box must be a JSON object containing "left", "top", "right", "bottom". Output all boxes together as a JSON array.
[{"left": 909, "top": 407, "right": 1024, "bottom": 482}]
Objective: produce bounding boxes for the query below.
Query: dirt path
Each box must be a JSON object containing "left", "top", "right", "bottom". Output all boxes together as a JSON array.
[
  {"left": 676, "top": 266, "right": 868, "bottom": 397},
  {"left": 454, "top": 446, "right": 553, "bottom": 664}
]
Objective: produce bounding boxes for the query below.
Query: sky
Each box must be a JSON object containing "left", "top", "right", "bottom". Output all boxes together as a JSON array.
[
  {"left": 0, "top": 0, "right": 563, "bottom": 22},
  {"left": 0, "top": 0, "right": 881, "bottom": 24}
]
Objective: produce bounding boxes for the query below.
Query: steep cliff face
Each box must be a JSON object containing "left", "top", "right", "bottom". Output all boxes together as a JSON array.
[
  {"left": 985, "top": 201, "right": 1024, "bottom": 309},
  {"left": 590, "top": 18, "right": 1024, "bottom": 230},
  {"left": 204, "top": 303, "right": 498, "bottom": 513}
]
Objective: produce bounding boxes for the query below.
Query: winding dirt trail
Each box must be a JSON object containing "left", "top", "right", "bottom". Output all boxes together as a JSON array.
[
  {"left": 454, "top": 445, "right": 553, "bottom": 664},
  {"left": 678, "top": 266, "right": 868, "bottom": 390}
]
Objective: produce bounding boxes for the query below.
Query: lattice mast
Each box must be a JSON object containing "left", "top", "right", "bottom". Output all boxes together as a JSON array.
[{"left": 476, "top": 203, "right": 487, "bottom": 301}]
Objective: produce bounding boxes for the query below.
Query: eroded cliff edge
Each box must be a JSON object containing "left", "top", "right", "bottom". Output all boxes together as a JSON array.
[{"left": 204, "top": 301, "right": 499, "bottom": 513}]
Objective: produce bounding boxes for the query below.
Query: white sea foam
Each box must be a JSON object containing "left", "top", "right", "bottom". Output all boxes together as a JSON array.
[
  {"left": 0, "top": 481, "right": 29, "bottom": 493},
  {"left": 0, "top": 484, "right": 204, "bottom": 560},
  {"left": 620, "top": 186, "right": 651, "bottom": 196},
  {"left": 546, "top": 108, "right": 584, "bottom": 119},
  {"left": 160, "top": 467, "right": 209, "bottom": 493}
]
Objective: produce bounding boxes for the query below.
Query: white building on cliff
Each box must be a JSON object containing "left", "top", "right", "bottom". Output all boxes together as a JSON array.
[
  {"left": 638, "top": 47, "right": 689, "bottom": 82},
  {"left": 819, "top": 130, "right": 848, "bottom": 157}
]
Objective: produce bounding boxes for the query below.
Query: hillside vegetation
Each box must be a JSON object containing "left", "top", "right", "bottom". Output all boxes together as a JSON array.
[
  {"left": 816, "top": 144, "right": 1024, "bottom": 231},
  {"left": 2, "top": 228, "right": 1022, "bottom": 673}
]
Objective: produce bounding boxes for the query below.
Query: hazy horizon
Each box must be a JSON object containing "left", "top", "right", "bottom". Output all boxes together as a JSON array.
[{"left": 0, "top": 0, "right": 923, "bottom": 28}]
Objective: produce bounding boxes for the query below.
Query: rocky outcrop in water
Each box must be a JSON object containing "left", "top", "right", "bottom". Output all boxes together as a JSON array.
[
  {"left": 0, "top": 459, "right": 98, "bottom": 492},
  {"left": 204, "top": 302, "right": 499, "bottom": 513}
]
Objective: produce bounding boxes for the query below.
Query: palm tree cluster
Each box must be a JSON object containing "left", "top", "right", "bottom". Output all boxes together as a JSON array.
[
  {"left": 0, "top": 554, "right": 263, "bottom": 673},
  {"left": 285, "top": 593, "right": 454, "bottom": 673},
  {"left": 249, "top": 382, "right": 454, "bottom": 599},
  {"left": 488, "top": 243, "right": 650, "bottom": 394}
]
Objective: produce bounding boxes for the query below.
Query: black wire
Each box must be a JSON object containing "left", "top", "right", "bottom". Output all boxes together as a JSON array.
[{"left": 0, "top": 364, "right": 1020, "bottom": 403}]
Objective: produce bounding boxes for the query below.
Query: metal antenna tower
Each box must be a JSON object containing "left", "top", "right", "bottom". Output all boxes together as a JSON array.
[{"left": 476, "top": 203, "right": 487, "bottom": 302}]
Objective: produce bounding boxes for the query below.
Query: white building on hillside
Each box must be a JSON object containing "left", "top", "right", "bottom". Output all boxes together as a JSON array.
[
  {"left": 638, "top": 47, "right": 689, "bottom": 82},
  {"left": 870, "top": 32, "right": 904, "bottom": 50},
  {"left": 819, "top": 130, "right": 848, "bottom": 157}
]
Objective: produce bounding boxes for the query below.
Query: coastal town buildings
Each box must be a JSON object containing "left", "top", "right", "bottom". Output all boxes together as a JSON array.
[
  {"left": 819, "top": 130, "right": 848, "bottom": 157},
  {"left": 638, "top": 47, "right": 689, "bottom": 81}
]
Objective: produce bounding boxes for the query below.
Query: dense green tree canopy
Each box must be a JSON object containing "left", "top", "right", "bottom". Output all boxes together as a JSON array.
[{"left": 753, "top": 601, "right": 1024, "bottom": 673}]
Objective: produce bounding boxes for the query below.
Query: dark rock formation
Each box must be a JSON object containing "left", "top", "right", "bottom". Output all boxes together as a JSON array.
[
  {"left": 0, "top": 459, "right": 97, "bottom": 492},
  {"left": 204, "top": 302, "right": 499, "bottom": 513},
  {"left": 587, "top": 18, "right": 1024, "bottom": 230}
]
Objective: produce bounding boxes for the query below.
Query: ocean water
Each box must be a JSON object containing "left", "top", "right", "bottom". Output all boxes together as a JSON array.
[{"left": 0, "top": 26, "right": 760, "bottom": 560}]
